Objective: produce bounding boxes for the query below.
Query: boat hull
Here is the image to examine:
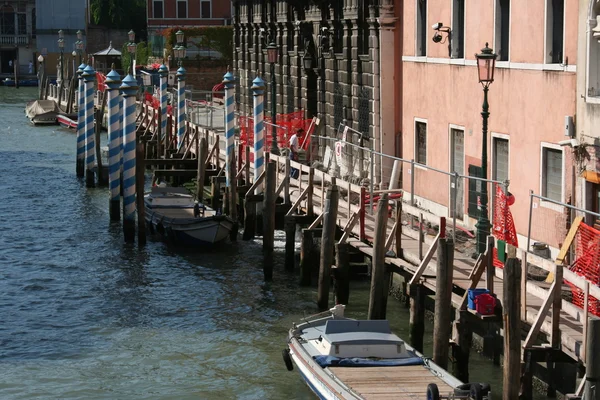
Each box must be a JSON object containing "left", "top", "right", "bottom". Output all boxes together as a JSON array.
[
  {"left": 25, "top": 100, "right": 58, "bottom": 125},
  {"left": 57, "top": 114, "right": 78, "bottom": 129}
]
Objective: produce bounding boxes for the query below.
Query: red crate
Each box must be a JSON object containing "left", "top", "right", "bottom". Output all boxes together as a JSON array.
[{"left": 475, "top": 293, "right": 496, "bottom": 315}]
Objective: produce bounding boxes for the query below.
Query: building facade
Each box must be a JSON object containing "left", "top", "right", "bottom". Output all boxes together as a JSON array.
[
  {"left": 0, "top": 0, "right": 36, "bottom": 75},
  {"left": 401, "top": 0, "right": 578, "bottom": 252},
  {"left": 233, "top": 0, "right": 401, "bottom": 186},
  {"left": 575, "top": 0, "right": 600, "bottom": 226},
  {"left": 147, "top": 0, "right": 233, "bottom": 56}
]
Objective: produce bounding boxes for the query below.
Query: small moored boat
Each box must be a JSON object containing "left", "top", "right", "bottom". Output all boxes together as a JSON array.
[
  {"left": 145, "top": 187, "right": 235, "bottom": 247},
  {"left": 25, "top": 100, "right": 58, "bottom": 125},
  {"left": 57, "top": 113, "right": 78, "bottom": 129},
  {"left": 284, "top": 305, "right": 491, "bottom": 400}
]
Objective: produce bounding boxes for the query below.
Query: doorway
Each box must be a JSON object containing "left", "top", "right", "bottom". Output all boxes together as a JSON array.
[
  {"left": 450, "top": 128, "right": 465, "bottom": 219},
  {"left": 1, "top": 49, "right": 17, "bottom": 74}
]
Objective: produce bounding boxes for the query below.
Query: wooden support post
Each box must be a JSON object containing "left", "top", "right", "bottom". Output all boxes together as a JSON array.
[
  {"left": 136, "top": 143, "right": 146, "bottom": 246},
  {"left": 94, "top": 121, "right": 106, "bottom": 186},
  {"left": 584, "top": 318, "right": 600, "bottom": 400},
  {"left": 418, "top": 213, "right": 424, "bottom": 260},
  {"left": 299, "top": 229, "right": 315, "bottom": 286},
  {"left": 245, "top": 145, "right": 251, "bottom": 186},
  {"left": 486, "top": 235, "right": 495, "bottom": 294},
  {"left": 395, "top": 200, "right": 402, "bottom": 257},
  {"left": 520, "top": 349, "right": 534, "bottom": 400},
  {"left": 210, "top": 176, "right": 220, "bottom": 211},
  {"left": 433, "top": 236, "right": 454, "bottom": 370},
  {"left": 229, "top": 151, "right": 238, "bottom": 223},
  {"left": 263, "top": 161, "right": 276, "bottom": 254},
  {"left": 451, "top": 310, "right": 472, "bottom": 383},
  {"left": 360, "top": 186, "right": 366, "bottom": 241},
  {"left": 521, "top": 252, "right": 528, "bottom": 318},
  {"left": 284, "top": 156, "right": 291, "bottom": 204},
  {"left": 196, "top": 137, "right": 207, "bottom": 203},
  {"left": 307, "top": 167, "right": 314, "bottom": 215},
  {"left": 317, "top": 185, "right": 339, "bottom": 311},
  {"left": 334, "top": 242, "right": 350, "bottom": 305},
  {"left": 243, "top": 197, "right": 256, "bottom": 240},
  {"left": 503, "top": 253, "right": 522, "bottom": 400},
  {"left": 285, "top": 216, "right": 296, "bottom": 270},
  {"left": 368, "top": 193, "right": 390, "bottom": 320},
  {"left": 409, "top": 283, "right": 426, "bottom": 353},
  {"left": 551, "top": 262, "right": 564, "bottom": 349}
]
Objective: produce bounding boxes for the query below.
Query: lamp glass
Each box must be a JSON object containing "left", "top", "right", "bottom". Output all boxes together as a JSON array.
[
  {"left": 475, "top": 43, "right": 497, "bottom": 84},
  {"left": 72, "top": 50, "right": 77, "bottom": 57},
  {"left": 128, "top": 30, "right": 135, "bottom": 42},
  {"left": 77, "top": 30, "right": 82, "bottom": 40},
  {"left": 176, "top": 30, "right": 185, "bottom": 44},
  {"left": 76, "top": 40, "right": 84, "bottom": 51},
  {"left": 267, "top": 42, "right": 278, "bottom": 64},
  {"left": 303, "top": 53, "right": 312, "bottom": 70},
  {"left": 58, "top": 29, "right": 64, "bottom": 39},
  {"left": 37, "top": 55, "right": 44, "bottom": 63},
  {"left": 128, "top": 42, "right": 137, "bottom": 54}
]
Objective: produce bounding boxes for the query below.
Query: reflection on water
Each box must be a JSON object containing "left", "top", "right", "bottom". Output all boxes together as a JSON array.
[{"left": 0, "top": 87, "right": 526, "bottom": 399}]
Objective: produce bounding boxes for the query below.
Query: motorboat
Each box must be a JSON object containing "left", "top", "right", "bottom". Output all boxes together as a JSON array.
[
  {"left": 145, "top": 187, "right": 235, "bottom": 247},
  {"left": 25, "top": 100, "right": 58, "bottom": 125},
  {"left": 57, "top": 113, "right": 78, "bottom": 129},
  {"left": 283, "top": 305, "right": 491, "bottom": 400}
]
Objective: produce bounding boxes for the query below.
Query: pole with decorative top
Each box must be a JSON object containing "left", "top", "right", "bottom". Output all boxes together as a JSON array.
[
  {"left": 75, "top": 62, "right": 87, "bottom": 178},
  {"left": 252, "top": 74, "right": 265, "bottom": 193},
  {"left": 223, "top": 68, "right": 235, "bottom": 187},
  {"left": 82, "top": 64, "right": 96, "bottom": 187},
  {"left": 120, "top": 71, "right": 139, "bottom": 242},
  {"left": 106, "top": 66, "right": 122, "bottom": 221},
  {"left": 158, "top": 64, "right": 169, "bottom": 157},
  {"left": 176, "top": 65, "right": 186, "bottom": 152}
]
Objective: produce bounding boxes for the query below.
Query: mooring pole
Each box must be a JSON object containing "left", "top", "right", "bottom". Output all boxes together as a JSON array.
[
  {"left": 433, "top": 236, "right": 454, "bottom": 370},
  {"left": 503, "top": 250, "right": 522, "bottom": 400},
  {"left": 263, "top": 160, "right": 276, "bottom": 254},
  {"left": 75, "top": 62, "right": 86, "bottom": 178},
  {"left": 120, "top": 73, "right": 139, "bottom": 243},
  {"left": 82, "top": 65, "right": 96, "bottom": 187},
  {"left": 368, "top": 193, "right": 390, "bottom": 320},
  {"left": 334, "top": 242, "right": 350, "bottom": 305},
  {"left": 158, "top": 64, "right": 168, "bottom": 158},
  {"left": 223, "top": 68, "right": 235, "bottom": 188},
  {"left": 584, "top": 318, "right": 600, "bottom": 400},
  {"left": 176, "top": 66, "right": 186, "bottom": 153},
  {"left": 106, "top": 67, "right": 122, "bottom": 221},
  {"left": 452, "top": 310, "right": 472, "bottom": 383},
  {"left": 136, "top": 142, "right": 146, "bottom": 246},
  {"left": 409, "top": 283, "right": 426, "bottom": 353},
  {"left": 317, "top": 184, "right": 339, "bottom": 310},
  {"left": 300, "top": 229, "right": 315, "bottom": 286},
  {"left": 251, "top": 74, "right": 265, "bottom": 234}
]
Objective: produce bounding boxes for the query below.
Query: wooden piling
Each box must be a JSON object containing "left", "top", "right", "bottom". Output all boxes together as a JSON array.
[
  {"left": 395, "top": 200, "right": 403, "bottom": 257},
  {"left": 503, "top": 253, "right": 521, "bottom": 400},
  {"left": 409, "top": 283, "right": 426, "bottom": 353},
  {"left": 368, "top": 193, "right": 390, "bottom": 320},
  {"left": 284, "top": 216, "right": 296, "bottom": 270},
  {"left": 451, "top": 310, "right": 472, "bottom": 383},
  {"left": 584, "top": 318, "right": 600, "bottom": 400},
  {"left": 196, "top": 137, "right": 207, "bottom": 203},
  {"left": 432, "top": 237, "right": 454, "bottom": 370},
  {"left": 210, "top": 176, "right": 220, "bottom": 211},
  {"left": 136, "top": 143, "right": 146, "bottom": 246},
  {"left": 244, "top": 145, "right": 251, "bottom": 185},
  {"left": 299, "top": 229, "right": 315, "bottom": 286},
  {"left": 229, "top": 150, "right": 238, "bottom": 222},
  {"left": 334, "top": 242, "right": 350, "bottom": 305},
  {"left": 263, "top": 161, "right": 276, "bottom": 254},
  {"left": 243, "top": 197, "right": 257, "bottom": 240},
  {"left": 317, "top": 184, "right": 339, "bottom": 311}
]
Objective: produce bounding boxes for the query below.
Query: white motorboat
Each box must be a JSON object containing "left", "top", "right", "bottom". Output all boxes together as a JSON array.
[
  {"left": 25, "top": 100, "right": 59, "bottom": 125},
  {"left": 145, "top": 187, "right": 235, "bottom": 247},
  {"left": 283, "top": 305, "right": 491, "bottom": 400}
]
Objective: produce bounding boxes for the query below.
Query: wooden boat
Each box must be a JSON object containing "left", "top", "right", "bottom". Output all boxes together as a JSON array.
[
  {"left": 25, "top": 100, "right": 58, "bottom": 125},
  {"left": 283, "top": 305, "right": 491, "bottom": 400},
  {"left": 57, "top": 113, "right": 78, "bottom": 129},
  {"left": 145, "top": 187, "right": 235, "bottom": 247}
]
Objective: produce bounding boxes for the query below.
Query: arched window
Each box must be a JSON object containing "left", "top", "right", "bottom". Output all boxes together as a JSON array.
[
  {"left": 588, "top": 3, "right": 600, "bottom": 97},
  {"left": 0, "top": 5, "right": 15, "bottom": 35}
]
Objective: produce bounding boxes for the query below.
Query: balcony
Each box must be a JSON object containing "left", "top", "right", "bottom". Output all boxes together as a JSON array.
[{"left": 0, "top": 35, "right": 30, "bottom": 46}]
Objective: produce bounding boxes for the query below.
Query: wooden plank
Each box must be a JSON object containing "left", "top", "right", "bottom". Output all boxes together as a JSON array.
[
  {"left": 458, "top": 254, "right": 487, "bottom": 310},
  {"left": 408, "top": 233, "right": 440, "bottom": 285},
  {"left": 246, "top": 169, "right": 266, "bottom": 196},
  {"left": 524, "top": 280, "right": 558, "bottom": 348},
  {"left": 338, "top": 211, "right": 359, "bottom": 244},
  {"left": 384, "top": 221, "right": 398, "bottom": 252},
  {"left": 285, "top": 185, "right": 310, "bottom": 217},
  {"left": 546, "top": 216, "right": 583, "bottom": 282},
  {"left": 308, "top": 212, "right": 324, "bottom": 230}
]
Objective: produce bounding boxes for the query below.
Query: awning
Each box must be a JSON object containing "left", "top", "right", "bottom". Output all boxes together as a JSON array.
[
  {"left": 581, "top": 170, "right": 600, "bottom": 184},
  {"left": 93, "top": 41, "right": 121, "bottom": 56}
]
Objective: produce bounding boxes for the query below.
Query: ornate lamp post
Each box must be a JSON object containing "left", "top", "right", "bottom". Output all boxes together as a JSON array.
[
  {"left": 71, "top": 50, "right": 77, "bottom": 78},
  {"left": 76, "top": 40, "right": 84, "bottom": 66},
  {"left": 37, "top": 54, "right": 44, "bottom": 99},
  {"left": 128, "top": 30, "right": 137, "bottom": 78},
  {"left": 174, "top": 30, "right": 186, "bottom": 66},
  {"left": 267, "top": 41, "right": 279, "bottom": 154},
  {"left": 475, "top": 43, "right": 497, "bottom": 255},
  {"left": 57, "top": 29, "right": 65, "bottom": 85}
]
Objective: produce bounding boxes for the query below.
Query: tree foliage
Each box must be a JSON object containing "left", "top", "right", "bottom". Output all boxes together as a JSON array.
[
  {"left": 89, "top": 0, "right": 146, "bottom": 34},
  {"left": 121, "top": 42, "right": 150, "bottom": 72},
  {"left": 159, "top": 27, "right": 233, "bottom": 65}
]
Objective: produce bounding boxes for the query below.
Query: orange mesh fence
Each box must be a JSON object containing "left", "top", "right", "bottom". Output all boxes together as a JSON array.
[
  {"left": 567, "top": 222, "right": 600, "bottom": 315},
  {"left": 492, "top": 184, "right": 518, "bottom": 269}
]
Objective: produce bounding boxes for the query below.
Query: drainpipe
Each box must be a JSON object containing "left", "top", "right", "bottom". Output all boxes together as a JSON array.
[{"left": 372, "top": 20, "right": 381, "bottom": 188}]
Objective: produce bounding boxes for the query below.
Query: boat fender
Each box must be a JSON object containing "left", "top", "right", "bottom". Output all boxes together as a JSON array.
[
  {"left": 453, "top": 383, "right": 490, "bottom": 397},
  {"left": 469, "top": 383, "right": 483, "bottom": 400},
  {"left": 282, "top": 349, "right": 293, "bottom": 371},
  {"left": 426, "top": 383, "right": 440, "bottom": 400}
]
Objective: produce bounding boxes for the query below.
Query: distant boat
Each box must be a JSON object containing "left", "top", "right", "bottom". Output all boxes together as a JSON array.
[
  {"left": 145, "top": 187, "right": 235, "bottom": 247},
  {"left": 25, "top": 100, "right": 58, "bottom": 125},
  {"left": 283, "top": 305, "right": 492, "bottom": 400},
  {"left": 57, "top": 113, "right": 78, "bottom": 129}
]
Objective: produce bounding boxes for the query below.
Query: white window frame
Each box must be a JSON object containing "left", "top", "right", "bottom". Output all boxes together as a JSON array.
[
  {"left": 586, "top": 4, "right": 600, "bottom": 103},
  {"left": 450, "top": 0, "right": 466, "bottom": 59},
  {"left": 415, "top": 0, "right": 427, "bottom": 57},
  {"left": 200, "top": 0, "right": 212, "bottom": 19},
  {"left": 493, "top": 0, "right": 511, "bottom": 64},
  {"left": 539, "top": 142, "right": 565, "bottom": 211},
  {"left": 448, "top": 124, "right": 466, "bottom": 220},
  {"left": 153, "top": 0, "right": 164, "bottom": 19},
  {"left": 491, "top": 132, "right": 510, "bottom": 183},
  {"left": 414, "top": 118, "right": 428, "bottom": 168},
  {"left": 177, "top": 0, "right": 188, "bottom": 19},
  {"left": 544, "top": 0, "right": 565, "bottom": 64}
]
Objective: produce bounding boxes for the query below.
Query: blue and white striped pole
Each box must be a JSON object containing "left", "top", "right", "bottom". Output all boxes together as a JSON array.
[
  {"left": 120, "top": 73, "right": 139, "bottom": 242},
  {"left": 223, "top": 70, "right": 235, "bottom": 187},
  {"left": 176, "top": 66, "right": 186, "bottom": 152},
  {"left": 106, "top": 68, "right": 122, "bottom": 221},
  {"left": 159, "top": 64, "right": 169, "bottom": 156},
  {"left": 75, "top": 63, "right": 87, "bottom": 178},
  {"left": 252, "top": 75, "right": 265, "bottom": 194},
  {"left": 82, "top": 65, "right": 96, "bottom": 188}
]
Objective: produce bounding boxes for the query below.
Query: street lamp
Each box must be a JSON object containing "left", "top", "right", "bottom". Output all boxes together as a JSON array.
[
  {"left": 76, "top": 40, "right": 84, "bottom": 66},
  {"left": 475, "top": 42, "right": 497, "bottom": 255},
  {"left": 37, "top": 54, "right": 44, "bottom": 99},
  {"left": 174, "top": 30, "right": 186, "bottom": 67},
  {"left": 57, "top": 35, "right": 65, "bottom": 85},
  {"left": 267, "top": 41, "right": 279, "bottom": 155},
  {"left": 128, "top": 30, "right": 137, "bottom": 78},
  {"left": 72, "top": 50, "right": 77, "bottom": 78}
]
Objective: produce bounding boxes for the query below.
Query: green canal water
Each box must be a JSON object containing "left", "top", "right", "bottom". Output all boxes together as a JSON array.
[{"left": 0, "top": 87, "right": 543, "bottom": 399}]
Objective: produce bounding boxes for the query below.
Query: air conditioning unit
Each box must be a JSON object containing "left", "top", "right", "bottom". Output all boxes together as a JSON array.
[{"left": 565, "top": 115, "right": 574, "bottom": 137}]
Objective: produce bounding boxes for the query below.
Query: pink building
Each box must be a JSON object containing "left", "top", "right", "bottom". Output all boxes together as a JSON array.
[{"left": 400, "top": 0, "right": 578, "bottom": 252}]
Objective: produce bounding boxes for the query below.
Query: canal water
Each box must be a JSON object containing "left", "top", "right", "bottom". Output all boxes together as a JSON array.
[{"left": 0, "top": 87, "right": 534, "bottom": 399}]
